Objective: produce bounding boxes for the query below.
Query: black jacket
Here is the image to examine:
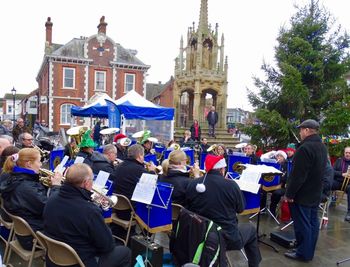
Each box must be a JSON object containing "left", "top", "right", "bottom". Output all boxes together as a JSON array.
[
  {"left": 115, "top": 144, "right": 128, "bottom": 160},
  {"left": 0, "top": 168, "right": 59, "bottom": 231},
  {"left": 159, "top": 169, "right": 191, "bottom": 207},
  {"left": 285, "top": 134, "right": 328, "bottom": 207},
  {"left": 43, "top": 184, "right": 115, "bottom": 267},
  {"left": 333, "top": 157, "right": 350, "bottom": 183},
  {"left": 112, "top": 158, "right": 150, "bottom": 200},
  {"left": 186, "top": 170, "right": 245, "bottom": 247},
  {"left": 206, "top": 111, "right": 218, "bottom": 125},
  {"left": 90, "top": 152, "right": 115, "bottom": 178},
  {"left": 190, "top": 124, "right": 201, "bottom": 140}
]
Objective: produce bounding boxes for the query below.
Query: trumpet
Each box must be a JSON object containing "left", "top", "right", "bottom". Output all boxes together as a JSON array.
[
  {"left": 207, "top": 144, "right": 217, "bottom": 155},
  {"left": 34, "top": 145, "right": 50, "bottom": 159},
  {"left": 39, "top": 168, "right": 63, "bottom": 187}
]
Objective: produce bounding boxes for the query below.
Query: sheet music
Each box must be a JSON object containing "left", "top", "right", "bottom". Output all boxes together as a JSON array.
[
  {"left": 234, "top": 179, "right": 261, "bottom": 194},
  {"left": 235, "top": 164, "right": 282, "bottom": 193},
  {"left": 74, "top": 156, "right": 85, "bottom": 164},
  {"left": 93, "top": 171, "right": 110, "bottom": 191},
  {"left": 131, "top": 173, "right": 158, "bottom": 204},
  {"left": 54, "top": 155, "right": 69, "bottom": 174}
]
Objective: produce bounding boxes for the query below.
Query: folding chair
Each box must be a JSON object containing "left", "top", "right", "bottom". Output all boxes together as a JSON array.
[
  {"left": 171, "top": 203, "right": 184, "bottom": 222},
  {"left": 36, "top": 231, "right": 85, "bottom": 267},
  {"left": 111, "top": 194, "right": 137, "bottom": 246},
  {"left": 319, "top": 197, "right": 331, "bottom": 230},
  {"left": 4, "top": 214, "right": 45, "bottom": 267},
  {"left": 0, "top": 200, "right": 14, "bottom": 262}
]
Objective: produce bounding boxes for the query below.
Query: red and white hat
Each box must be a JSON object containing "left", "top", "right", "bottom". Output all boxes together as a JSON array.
[
  {"left": 196, "top": 155, "right": 227, "bottom": 193},
  {"left": 113, "top": 133, "right": 127, "bottom": 144}
]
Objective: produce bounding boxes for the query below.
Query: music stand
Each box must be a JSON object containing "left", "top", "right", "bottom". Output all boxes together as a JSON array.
[
  {"left": 132, "top": 178, "right": 173, "bottom": 266},
  {"left": 253, "top": 172, "right": 281, "bottom": 253}
]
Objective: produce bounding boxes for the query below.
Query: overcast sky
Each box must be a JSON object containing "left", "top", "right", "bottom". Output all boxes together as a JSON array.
[{"left": 1, "top": 0, "right": 349, "bottom": 110}]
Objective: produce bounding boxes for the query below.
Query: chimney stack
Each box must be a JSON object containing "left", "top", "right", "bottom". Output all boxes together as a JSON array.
[
  {"left": 45, "top": 17, "right": 53, "bottom": 45},
  {"left": 97, "top": 16, "right": 107, "bottom": 34}
]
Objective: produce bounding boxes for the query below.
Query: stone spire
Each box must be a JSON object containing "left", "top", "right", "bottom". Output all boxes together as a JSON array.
[{"left": 198, "top": 0, "right": 208, "bottom": 35}]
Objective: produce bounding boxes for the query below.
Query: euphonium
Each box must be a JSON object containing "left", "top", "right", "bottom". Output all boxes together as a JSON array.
[
  {"left": 66, "top": 126, "right": 88, "bottom": 158},
  {"left": 144, "top": 161, "right": 163, "bottom": 174},
  {"left": 91, "top": 189, "right": 118, "bottom": 210}
]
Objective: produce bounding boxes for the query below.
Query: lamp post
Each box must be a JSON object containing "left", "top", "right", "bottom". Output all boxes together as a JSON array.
[{"left": 11, "top": 87, "right": 16, "bottom": 124}]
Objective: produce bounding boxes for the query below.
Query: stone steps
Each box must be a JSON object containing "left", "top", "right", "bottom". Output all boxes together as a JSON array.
[{"left": 174, "top": 127, "right": 240, "bottom": 148}]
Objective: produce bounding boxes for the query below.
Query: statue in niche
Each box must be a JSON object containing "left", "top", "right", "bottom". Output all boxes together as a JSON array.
[{"left": 203, "top": 43, "right": 211, "bottom": 69}]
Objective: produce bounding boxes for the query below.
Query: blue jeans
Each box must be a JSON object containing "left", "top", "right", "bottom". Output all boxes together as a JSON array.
[{"left": 290, "top": 203, "right": 319, "bottom": 261}]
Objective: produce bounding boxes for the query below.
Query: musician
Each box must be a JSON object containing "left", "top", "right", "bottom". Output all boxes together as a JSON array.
[
  {"left": 113, "top": 134, "right": 129, "bottom": 160},
  {"left": 111, "top": 144, "right": 156, "bottom": 239},
  {"left": 16, "top": 132, "right": 34, "bottom": 149},
  {"left": 43, "top": 163, "right": 131, "bottom": 267},
  {"left": 268, "top": 150, "right": 289, "bottom": 216},
  {"left": 199, "top": 137, "right": 210, "bottom": 153},
  {"left": 0, "top": 146, "right": 19, "bottom": 171},
  {"left": 76, "top": 129, "right": 98, "bottom": 166},
  {"left": 112, "top": 144, "right": 156, "bottom": 200},
  {"left": 244, "top": 143, "right": 260, "bottom": 164},
  {"left": 63, "top": 138, "right": 77, "bottom": 159},
  {"left": 332, "top": 146, "right": 350, "bottom": 221},
  {"left": 0, "top": 148, "right": 62, "bottom": 250},
  {"left": 91, "top": 144, "right": 117, "bottom": 176},
  {"left": 286, "top": 143, "right": 296, "bottom": 161},
  {"left": 142, "top": 139, "right": 154, "bottom": 155},
  {"left": 179, "top": 130, "right": 194, "bottom": 148},
  {"left": 185, "top": 155, "right": 261, "bottom": 267},
  {"left": 159, "top": 150, "right": 200, "bottom": 207}
]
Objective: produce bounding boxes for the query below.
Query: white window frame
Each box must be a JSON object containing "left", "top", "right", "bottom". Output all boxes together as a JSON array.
[
  {"left": 63, "top": 67, "right": 75, "bottom": 89},
  {"left": 95, "top": 71, "right": 106, "bottom": 91},
  {"left": 60, "top": 103, "right": 74, "bottom": 125},
  {"left": 124, "top": 73, "right": 135, "bottom": 92}
]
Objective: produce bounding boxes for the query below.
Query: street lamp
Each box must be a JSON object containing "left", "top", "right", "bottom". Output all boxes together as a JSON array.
[{"left": 11, "top": 87, "right": 16, "bottom": 124}]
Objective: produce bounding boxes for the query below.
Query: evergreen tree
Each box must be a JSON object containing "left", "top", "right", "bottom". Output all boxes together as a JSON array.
[{"left": 245, "top": 0, "right": 350, "bottom": 149}]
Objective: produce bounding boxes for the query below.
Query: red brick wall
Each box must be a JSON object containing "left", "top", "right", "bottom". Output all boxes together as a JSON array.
[{"left": 159, "top": 81, "right": 174, "bottom": 108}]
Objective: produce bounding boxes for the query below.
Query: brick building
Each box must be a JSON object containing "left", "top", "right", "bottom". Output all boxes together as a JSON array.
[{"left": 36, "top": 16, "right": 150, "bottom": 131}]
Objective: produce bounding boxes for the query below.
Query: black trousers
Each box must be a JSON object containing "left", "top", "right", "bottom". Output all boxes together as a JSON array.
[{"left": 225, "top": 223, "right": 262, "bottom": 267}]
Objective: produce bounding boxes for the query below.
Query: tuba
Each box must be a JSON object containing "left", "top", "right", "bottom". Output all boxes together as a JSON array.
[
  {"left": 207, "top": 144, "right": 217, "bottom": 154},
  {"left": 67, "top": 126, "right": 88, "bottom": 158}
]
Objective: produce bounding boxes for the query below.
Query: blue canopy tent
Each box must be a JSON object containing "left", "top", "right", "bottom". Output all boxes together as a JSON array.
[
  {"left": 70, "top": 91, "right": 175, "bottom": 142},
  {"left": 71, "top": 93, "right": 113, "bottom": 118}
]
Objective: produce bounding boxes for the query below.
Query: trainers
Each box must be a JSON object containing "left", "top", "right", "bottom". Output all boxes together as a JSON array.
[{"left": 345, "top": 212, "right": 350, "bottom": 222}]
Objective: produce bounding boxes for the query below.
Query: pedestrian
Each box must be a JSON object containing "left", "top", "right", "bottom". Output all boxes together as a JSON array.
[
  {"left": 190, "top": 119, "right": 201, "bottom": 142},
  {"left": 284, "top": 119, "right": 328, "bottom": 262},
  {"left": 206, "top": 106, "right": 218, "bottom": 138}
]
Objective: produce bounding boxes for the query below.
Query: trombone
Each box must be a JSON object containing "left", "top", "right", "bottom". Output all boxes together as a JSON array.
[{"left": 339, "top": 166, "right": 350, "bottom": 204}]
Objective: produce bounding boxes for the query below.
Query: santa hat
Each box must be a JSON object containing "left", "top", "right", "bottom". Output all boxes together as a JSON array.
[
  {"left": 113, "top": 134, "right": 127, "bottom": 144},
  {"left": 275, "top": 150, "right": 287, "bottom": 160},
  {"left": 196, "top": 155, "right": 227, "bottom": 193}
]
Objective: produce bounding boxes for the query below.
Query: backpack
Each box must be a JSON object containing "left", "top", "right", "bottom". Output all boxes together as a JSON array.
[{"left": 170, "top": 208, "right": 227, "bottom": 267}]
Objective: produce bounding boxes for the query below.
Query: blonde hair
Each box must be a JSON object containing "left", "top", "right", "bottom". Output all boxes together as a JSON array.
[
  {"left": 162, "top": 150, "right": 187, "bottom": 175},
  {"left": 3, "top": 148, "right": 40, "bottom": 173}
]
